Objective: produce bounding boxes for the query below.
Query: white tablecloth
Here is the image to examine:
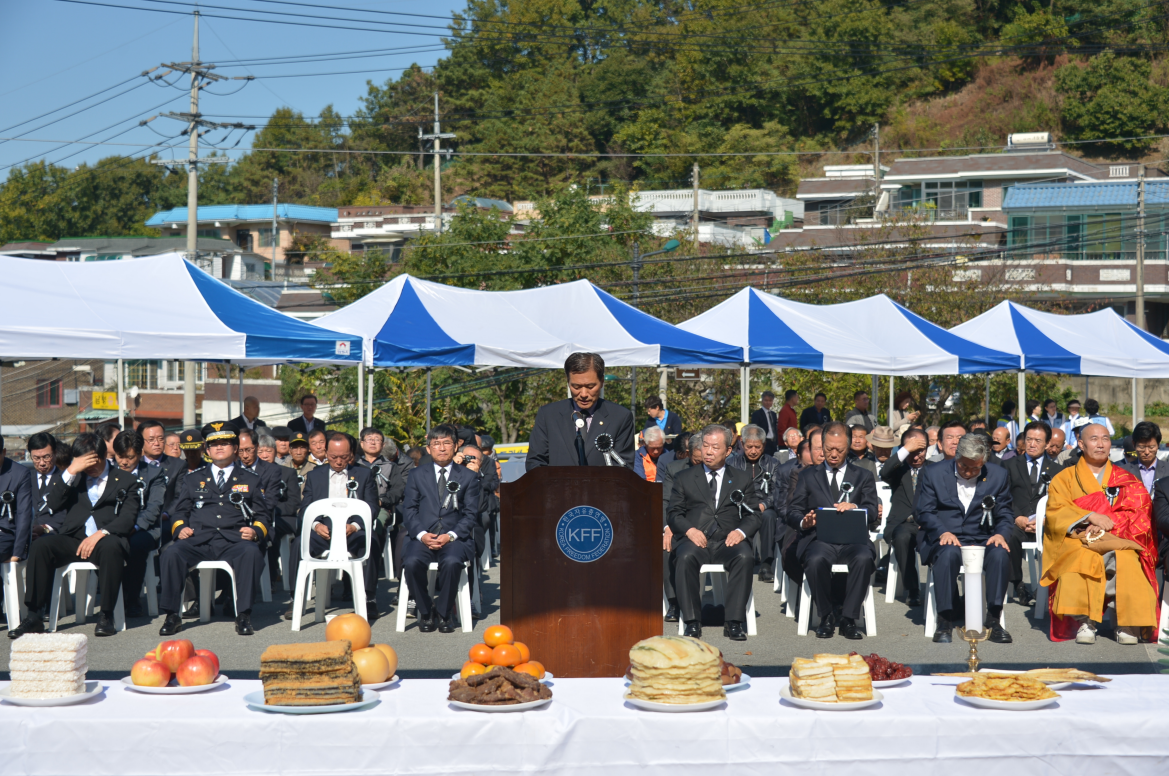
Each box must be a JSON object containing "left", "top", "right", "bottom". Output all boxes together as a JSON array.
[{"left": 3, "top": 675, "right": 1167, "bottom": 775}]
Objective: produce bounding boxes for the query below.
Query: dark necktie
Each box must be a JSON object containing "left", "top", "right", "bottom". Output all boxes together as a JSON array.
[
  {"left": 38, "top": 475, "right": 45, "bottom": 490},
  {"left": 709, "top": 471, "right": 718, "bottom": 502},
  {"left": 216, "top": 470, "right": 226, "bottom": 492},
  {"left": 1030, "top": 458, "right": 1041, "bottom": 485},
  {"left": 148, "top": 459, "right": 160, "bottom": 468},
  {"left": 830, "top": 467, "right": 841, "bottom": 501},
  {"left": 437, "top": 467, "right": 448, "bottom": 501},
  {"left": 910, "top": 468, "right": 919, "bottom": 492}
]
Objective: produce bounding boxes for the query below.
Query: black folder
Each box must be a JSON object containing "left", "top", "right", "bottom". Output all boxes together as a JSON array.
[{"left": 815, "top": 508, "right": 870, "bottom": 545}]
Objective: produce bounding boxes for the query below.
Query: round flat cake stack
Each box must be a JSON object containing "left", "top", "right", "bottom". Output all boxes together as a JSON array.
[
  {"left": 626, "top": 636, "right": 727, "bottom": 705},
  {"left": 8, "top": 633, "right": 88, "bottom": 699},
  {"left": 789, "top": 653, "right": 873, "bottom": 703}
]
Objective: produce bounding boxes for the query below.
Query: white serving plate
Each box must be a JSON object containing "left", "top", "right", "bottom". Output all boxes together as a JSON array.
[
  {"left": 449, "top": 697, "right": 551, "bottom": 713},
  {"left": 451, "top": 671, "right": 553, "bottom": 684},
  {"left": 624, "top": 695, "right": 727, "bottom": 713},
  {"left": 245, "top": 688, "right": 380, "bottom": 715},
  {"left": 0, "top": 680, "right": 103, "bottom": 707},
  {"left": 120, "top": 674, "right": 229, "bottom": 694},
  {"left": 872, "top": 676, "right": 912, "bottom": 689},
  {"left": 957, "top": 693, "right": 1060, "bottom": 711},
  {"left": 624, "top": 675, "right": 750, "bottom": 692},
  {"left": 780, "top": 685, "right": 884, "bottom": 710},
  {"left": 363, "top": 675, "right": 400, "bottom": 691},
  {"left": 977, "top": 668, "right": 1071, "bottom": 690}
]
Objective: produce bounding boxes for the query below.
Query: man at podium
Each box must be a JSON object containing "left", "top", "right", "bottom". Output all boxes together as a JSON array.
[{"left": 527, "top": 352, "right": 635, "bottom": 469}]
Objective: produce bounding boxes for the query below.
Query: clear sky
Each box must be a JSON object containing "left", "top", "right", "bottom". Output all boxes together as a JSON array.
[{"left": 0, "top": 0, "right": 467, "bottom": 175}]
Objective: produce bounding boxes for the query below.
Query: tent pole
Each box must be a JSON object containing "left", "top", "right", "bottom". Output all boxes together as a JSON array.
[
  {"left": 117, "top": 358, "right": 124, "bottom": 428},
  {"left": 237, "top": 367, "right": 243, "bottom": 418},
  {"left": 367, "top": 368, "right": 374, "bottom": 426},
  {"left": 871, "top": 374, "right": 879, "bottom": 423},
  {"left": 888, "top": 375, "right": 895, "bottom": 428},
  {"left": 357, "top": 362, "right": 364, "bottom": 431},
  {"left": 659, "top": 367, "right": 668, "bottom": 409},
  {"left": 226, "top": 363, "right": 232, "bottom": 421},
  {"left": 1132, "top": 378, "right": 1137, "bottom": 429},
  {"left": 425, "top": 368, "right": 432, "bottom": 433},
  {"left": 182, "top": 362, "right": 196, "bottom": 427},
  {"left": 630, "top": 366, "right": 637, "bottom": 419},
  {"left": 740, "top": 365, "right": 749, "bottom": 425},
  {"left": 1017, "top": 371, "right": 1025, "bottom": 431},
  {"left": 985, "top": 375, "right": 990, "bottom": 423}
]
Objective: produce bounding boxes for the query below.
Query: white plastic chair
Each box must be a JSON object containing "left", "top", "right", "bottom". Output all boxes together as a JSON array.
[
  {"left": 193, "top": 561, "right": 238, "bottom": 623},
  {"left": 142, "top": 549, "right": 159, "bottom": 617},
  {"left": 279, "top": 534, "right": 292, "bottom": 591},
  {"left": 395, "top": 560, "right": 473, "bottom": 633},
  {"left": 885, "top": 548, "right": 925, "bottom": 604},
  {"left": 923, "top": 565, "right": 1006, "bottom": 637},
  {"left": 48, "top": 562, "right": 125, "bottom": 632},
  {"left": 290, "top": 499, "right": 373, "bottom": 630},
  {"left": 772, "top": 541, "right": 796, "bottom": 618},
  {"left": 1, "top": 561, "right": 27, "bottom": 624},
  {"left": 382, "top": 534, "right": 396, "bottom": 581},
  {"left": 675, "top": 564, "right": 757, "bottom": 637},
  {"left": 873, "top": 483, "right": 892, "bottom": 558},
  {"left": 796, "top": 564, "right": 876, "bottom": 637},
  {"left": 1158, "top": 578, "right": 1169, "bottom": 642},
  {"left": 1022, "top": 495, "right": 1048, "bottom": 615}
]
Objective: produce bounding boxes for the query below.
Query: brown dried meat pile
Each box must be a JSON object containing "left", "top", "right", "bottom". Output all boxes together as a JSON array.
[{"left": 448, "top": 666, "right": 553, "bottom": 705}]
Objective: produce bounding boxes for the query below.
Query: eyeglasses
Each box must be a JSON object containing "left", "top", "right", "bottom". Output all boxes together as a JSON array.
[{"left": 1134, "top": 444, "right": 1160, "bottom": 453}]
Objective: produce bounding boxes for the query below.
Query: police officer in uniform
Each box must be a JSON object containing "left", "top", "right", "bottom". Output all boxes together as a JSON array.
[{"left": 158, "top": 422, "right": 271, "bottom": 637}]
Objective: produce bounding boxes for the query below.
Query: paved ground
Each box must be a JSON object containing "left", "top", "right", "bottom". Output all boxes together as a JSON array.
[{"left": 1, "top": 563, "right": 1162, "bottom": 681}]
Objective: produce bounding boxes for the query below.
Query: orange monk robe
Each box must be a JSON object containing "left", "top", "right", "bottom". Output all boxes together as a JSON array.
[{"left": 1041, "top": 459, "right": 1158, "bottom": 639}]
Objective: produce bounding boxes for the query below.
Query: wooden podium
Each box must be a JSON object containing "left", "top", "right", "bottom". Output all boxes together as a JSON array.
[{"left": 499, "top": 466, "right": 662, "bottom": 678}]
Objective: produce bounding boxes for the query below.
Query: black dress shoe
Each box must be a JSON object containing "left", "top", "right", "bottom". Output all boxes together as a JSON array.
[
  {"left": 159, "top": 613, "right": 183, "bottom": 636},
  {"left": 664, "top": 604, "right": 680, "bottom": 623},
  {"left": 9, "top": 615, "right": 45, "bottom": 639},
  {"left": 418, "top": 613, "right": 438, "bottom": 633},
  {"left": 815, "top": 614, "right": 835, "bottom": 639},
  {"left": 683, "top": 621, "right": 702, "bottom": 638},
  {"left": 758, "top": 568, "right": 774, "bottom": 583},
  {"left": 724, "top": 621, "right": 747, "bottom": 641},
  {"left": 987, "top": 624, "right": 1013, "bottom": 644},
  {"left": 839, "top": 617, "right": 863, "bottom": 640},
  {"left": 182, "top": 603, "right": 200, "bottom": 620},
  {"left": 1012, "top": 583, "right": 1035, "bottom": 606},
  {"left": 439, "top": 616, "right": 457, "bottom": 634},
  {"left": 933, "top": 618, "right": 953, "bottom": 643},
  {"left": 906, "top": 594, "right": 921, "bottom": 607},
  {"left": 365, "top": 602, "right": 379, "bottom": 625},
  {"left": 94, "top": 612, "right": 116, "bottom": 637},
  {"left": 235, "top": 613, "right": 255, "bottom": 636},
  {"left": 282, "top": 606, "right": 295, "bottom": 621}
]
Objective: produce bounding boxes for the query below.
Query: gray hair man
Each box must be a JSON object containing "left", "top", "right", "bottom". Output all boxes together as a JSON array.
[
  {"left": 914, "top": 433, "right": 1015, "bottom": 644},
  {"left": 635, "top": 425, "right": 675, "bottom": 482},
  {"left": 728, "top": 424, "right": 786, "bottom": 584}
]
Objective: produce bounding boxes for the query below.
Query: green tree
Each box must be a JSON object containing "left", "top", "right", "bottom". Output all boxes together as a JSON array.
[{"left": 1055, "top": 54, "right": 1169, "bottom": 151}]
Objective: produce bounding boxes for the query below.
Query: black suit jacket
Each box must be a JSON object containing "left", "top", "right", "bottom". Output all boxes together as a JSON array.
[
  {"left": 229, "top": 415, "right": 268, "bottom": 434},
  {"left": 1119, "top": 458, "right": 1169, "bottom": 494},
  {"left": 1151, "top": 477, "right": 1169, "bottom": 558},
  {"left": 245, "top": 459, "right": 300, "bottom": 533},
  {"left": 526, "top": 398, "right": 635, "bottom": 470},
  {"left": 1005, "top": 454, "right": 1063, "bottom": 519},
  {"left": 297, "top": 464, "right": 380, "bottom": 533},
  {"left": 47, "top": 464, "right": 141, "bottom": 541},
  {"left": 32, "top": 467, "right": 65, "bottom": 534},
  {"left": 402, "top": 462, "right": 480, "bottom": 541},
  {"left": 786, "top": 461, "right": 880, "bottom": 557},
  {"left": 667, "top": 464, "right": 761, "bottom": 546},
  {"left": 879, "top": 454, "right": 924, "bottom": 541},
  {"left": 798, "top": 406, "right": 831, "bottom": 430},
  {"left": 749, "top": 407, "right": 780, "bottom": 454},
  {"left": 660, "top": 457, "right": 697, "bottom": 526},
  {"left": 0, "top": 458, "right": 35, "bottom": 559},
  {"left": 914, "top": 459, "right": 1014, "bottom": 555},
  {"left": 287, "top": 416, "right": 327, "bottom": 436}
]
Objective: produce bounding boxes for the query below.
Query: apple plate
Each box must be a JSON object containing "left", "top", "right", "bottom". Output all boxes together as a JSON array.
[
  {"left": 363, "top": 675, "right": 400, "bottom": 691},
  {"left": 780, "top": 685, "right": 884, "bottom": 711},
  {"left": 121, "top": 674, "right": 229, "bottom": 695},
  {"left": 449, "top": 697, "right": 552, "bottom": 713},
  {"left": 245, "top": 688, "right": 380, "bottom": 715},
  {"left": 452, "top": 671, "right": 554, "bottom": 685},
  {"left": 0, "top": 680, "right": 104, "bottom": 707}
]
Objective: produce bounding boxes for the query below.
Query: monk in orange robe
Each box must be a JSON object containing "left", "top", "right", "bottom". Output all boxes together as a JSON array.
[{"left": 1042, "top": 423, "right": 1159, "bottom": 643}]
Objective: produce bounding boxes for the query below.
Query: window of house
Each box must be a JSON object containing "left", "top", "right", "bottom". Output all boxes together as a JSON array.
[
  {"left": 196, "top": 229, "right": 220, "bottom": 238},
  {"left": 923, "top": 180, "right": 982, "bottom": 215},
  {"left": 258, "top": 227, "right": 279, "bottom": 247},
  {"left": 124, "top": 360, "right": 159, "bottom": 391},
  {"left": 161, "top": 361, "right": 206, "bottom": 387},
  {"left": 1009, "top": 215, "right": 1031, "bottom": 247},
  {"left": 36, "top": 379, "right": 63, "bottom": 408}
]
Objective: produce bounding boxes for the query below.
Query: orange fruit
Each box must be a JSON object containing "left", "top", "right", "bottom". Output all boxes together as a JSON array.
[
  {"left": 513, "top": 662, "right": 540, "bottom": 679},
  {"left": 352, "top": 647, "right": 391, "bottom": 684},
  {"left": 513, "top": 641, "right": 531, "bottom": 663},
  {"left": 491, "top": 644, "right": 522, "bottom": 667},
  {"left": 461, "top": 661, "right": 488, "bottom": 679},
  {"left": 325, "top": 613, "right": 371, "bottom": 651},
  {"left": 526, "top": 660, "right": 546, "bottom": 679},
  {"left": 468, "top": 643, "right": 494, "bottom": 665},
  {"left": 483, "top": 625, "right": 514, "bottom": 648}
]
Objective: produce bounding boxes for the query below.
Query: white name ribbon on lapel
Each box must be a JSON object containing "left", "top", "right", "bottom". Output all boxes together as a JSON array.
[
  {"left": 0, "top": 491, "right": 14, "bottom": 522},
  {"left": 759, "top": 470, "right": 771, "bottom": 495},
  {"left": 229, "top": 490, "right": 255, "bottom": 521},
  {"left": 979, "top": 495, "right": 996, "bottom": 530},
  {"left": 594, "top": 433, "right": 624, "bottom": 467},
  {"left": 442, "top": 479, "right": 461, "bottom": 510},
  {"left": 1105, "top": 486, "right": 1120, "bottom": 507},
  {"left": 839, "top": 481, "right": 854, "bottom": 503},
  {"left": 729, "top": 489, "right": 755, "bottom": 520}
]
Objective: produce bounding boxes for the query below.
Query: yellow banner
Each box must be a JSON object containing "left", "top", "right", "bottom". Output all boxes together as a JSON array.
[{"left": 92, "top": 392, "right": 118, "bottom": 410}]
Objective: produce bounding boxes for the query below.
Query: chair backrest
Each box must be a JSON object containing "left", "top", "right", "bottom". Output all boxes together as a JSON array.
[
  {"left": 875, "top": 481, "right": 892, "bottom": 533},
  {"left": 300, "top": 499, "right": 373, "bottom": 564},
  {"left": 1034, "top": 494, "right": 1048, "bottom": 541}
]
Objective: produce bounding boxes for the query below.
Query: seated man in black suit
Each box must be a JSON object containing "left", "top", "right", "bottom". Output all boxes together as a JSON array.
[
  {"left": 25, "top": 432, "right": 63, "bottom": 538},
  {"left": 786, "top": 421, "right": 879, "bottom": 640},
  {"left": 661, "top": 433, "right": 701, "bottom": 623},
  {"left": 11, "top": 433, "right": 140, "bottom": 638},
  {"left": 1003, "top": 420, "right": 1063, "bottom": 606},
  {"left": 0, "top": 434, "right": 34, "bottom": 612},
  {"left": 295, "top": 434, "right": 382, "bottom": 621},
  {"left": 111, "top": 430, "right": 166, "bottom": 618},
  {"left": 916, "top": 434, "right": 1014, "bottom": 644},
  {"left": 727, "top": 424, "right": 785, "bottom": 584},
  {"left": 527, "top": 352, "right": 635, "bottom": 469},
  {"left": 667, "top": 424, "right": 760, "bottom": 641},
  {"left": 401, "top": 425, "right": 480, "bottom": 633},
  {"left": 158, "top": 422, "right": 272, "bottom": 637},
  {"left": 879, "top": 427, "right": 928, "bottom": 606}
]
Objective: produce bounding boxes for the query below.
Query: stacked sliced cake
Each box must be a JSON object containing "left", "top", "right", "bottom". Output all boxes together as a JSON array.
[
  {"left": 8, "top": 633, "right": 88, "bottom": 699},
  {"left": 789, "top": 653, "right": 873, "bottom": 703},
  {"left": 259, "top": 641, "right": 361, "bottom": 706},
  {"left": 626, "top": 635, "right": 726, "bottom": 705}
]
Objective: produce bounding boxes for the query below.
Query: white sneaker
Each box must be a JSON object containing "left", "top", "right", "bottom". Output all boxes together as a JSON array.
[
  {"left": 1117, "top": 626, "right": 1140, "bottom": 645},
  {"left": 1075, "top": 622, "right": 1097, "bottom": 644}
]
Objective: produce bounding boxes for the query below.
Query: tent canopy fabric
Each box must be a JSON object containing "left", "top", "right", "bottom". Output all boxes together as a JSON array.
[
  {"left": 950, "top": 301, "right": 1169, "bottom": 377},
  {"left": 0, "top": 254, "right": 362, "bottom": 365},
  {"left": 677, "top": 288, "right": 1020, "bottom": 375},
  {"left": 313, "top": 275, "right": 742, "bottom": 367}
]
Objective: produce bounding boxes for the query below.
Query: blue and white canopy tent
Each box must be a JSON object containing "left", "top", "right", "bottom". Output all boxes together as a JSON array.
[
  {"left": 951, "top": 301, "right": 1169, "bottom": 425},
  {"left": 677, "top": 288, "right": 1021, "bottom": 421},
  {"left": 313, "top": 274, "right": 743, "bottom": 425},
  {"left": 0, "top": 253, "right": 363, "bottom": 429}
]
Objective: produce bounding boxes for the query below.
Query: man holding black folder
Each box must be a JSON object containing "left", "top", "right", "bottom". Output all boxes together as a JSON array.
[{"left": 786, "top": 421, "right": 879, "bottom": 640}]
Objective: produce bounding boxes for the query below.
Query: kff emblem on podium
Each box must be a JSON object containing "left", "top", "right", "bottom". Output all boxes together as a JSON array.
[{"left": 555, "top": 506, "right": 614, "bottom": 563}]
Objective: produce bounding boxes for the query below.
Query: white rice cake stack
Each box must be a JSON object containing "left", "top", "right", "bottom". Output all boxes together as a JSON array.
[
  {"left": 789, "top": 653, "right": 872, "bottom": 703},
  {"left": 829, "top": 654, "right": 873, "bottom": 702},
  {"left": 9, "top": 633, "right": 88, "bottom": 698},
  {"left": 627, "top": 635, "right": 726, "bottom": 704},
  {"left": 789, "top": 657, "right": 836, "bottom": 702}
]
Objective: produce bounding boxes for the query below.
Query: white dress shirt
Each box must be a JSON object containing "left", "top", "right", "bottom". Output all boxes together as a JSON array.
[
  {"left": 417, "top": 463, "right": 459, "bottom": 542},
  {"left": 955, "top": 468, "right": 977, "bottom": 513},
  {"left": 327, "top": 467, "right": 349, "bottom": 498},
  {"left": 62, "top": 461, "right": 110, "bottom": 536}
]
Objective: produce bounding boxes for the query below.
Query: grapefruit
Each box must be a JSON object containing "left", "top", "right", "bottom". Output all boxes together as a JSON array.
[{"left": 326, "top": 613, "right": 371, "bottom": 651}]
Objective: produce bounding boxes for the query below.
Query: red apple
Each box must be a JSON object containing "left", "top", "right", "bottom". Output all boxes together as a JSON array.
[
  {"left": 194, "top": 649, "right": 219, "bottom": 677},
  {"left": 131, "top": 658, "right": 171, "bottom": 687},
  {"left": 176, "top": 655, "right": 217, "bottom": 687},
  {"left": 157, "top": 639, "right": 195, "bottom": 673}
]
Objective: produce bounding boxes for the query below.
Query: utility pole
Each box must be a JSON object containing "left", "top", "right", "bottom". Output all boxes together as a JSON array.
[
  {"left": 271, "top": 178, "right": 279, "bottom": 272},
  {"left": 419, "top": 92, "right": 455, "bottom": 235},
  {"left": 692, "top": 163, "right": 700, "bottom": 249},
  {"left": 872, "top": 123, "right": 881, "bottom": 207},
  {"left": 1135, "top": 164, "right": 1146, "bottom": 424}
]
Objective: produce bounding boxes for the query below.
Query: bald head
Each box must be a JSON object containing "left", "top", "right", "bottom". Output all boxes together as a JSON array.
[
  {"left": 1047, "top": 427, "right": 1066, "bottom": 456},
  {"left": 1077, "top": 423, "right": 1111, "bottom": 465}
]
